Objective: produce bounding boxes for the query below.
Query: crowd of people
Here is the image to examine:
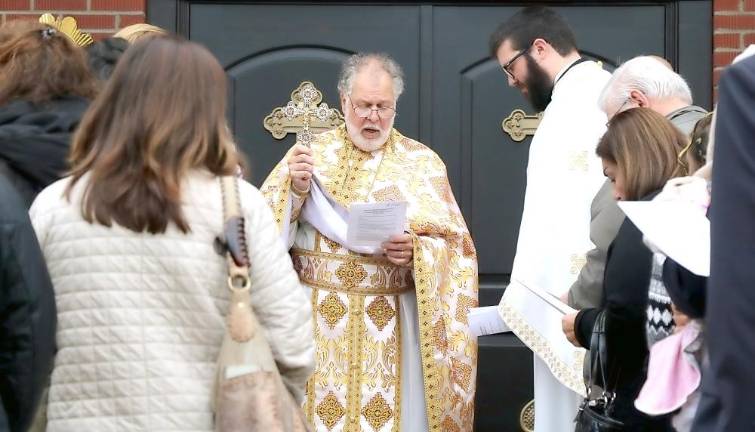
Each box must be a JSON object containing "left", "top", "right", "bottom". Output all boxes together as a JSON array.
[{"left": 0, "top": 5, "right": 752, "bottom": 432}]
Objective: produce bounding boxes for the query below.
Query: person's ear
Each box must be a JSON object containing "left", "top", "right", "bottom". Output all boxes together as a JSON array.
[
  {"left": 629, "top": 90, "right": 650, "bottom": 108},
  {"left": 531, "top": 38, "right": 549, "bottom": 60}
]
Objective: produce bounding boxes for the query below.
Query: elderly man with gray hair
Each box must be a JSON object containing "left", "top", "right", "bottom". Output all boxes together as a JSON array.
[
  {"left": 599, "top": 55, "right": 707, "bottom": 134},
  {"left": 565, "top": 55, "right": 708, "bottom": 348},
  {"left": 261, "top": 53, "right": 478, "bottom": 432}
]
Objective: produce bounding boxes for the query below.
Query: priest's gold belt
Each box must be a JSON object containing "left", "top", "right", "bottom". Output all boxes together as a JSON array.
[{"left": 290, "top": 248, "right": 413, "bottom": 296}]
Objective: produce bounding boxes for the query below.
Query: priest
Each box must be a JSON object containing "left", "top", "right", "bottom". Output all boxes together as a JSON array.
[
  {"left": 261, "top": 53, "right": 478, "bottom": 432},
  {"left": 490, "top": 6, "right": 611, "bottom": 432}
]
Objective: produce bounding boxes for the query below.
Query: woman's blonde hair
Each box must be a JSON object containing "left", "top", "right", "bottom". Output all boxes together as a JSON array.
[
  {"left": 597, "top": 108, "right": 687, "bottom": 200},
  {"left": 113, "top": 23, "right": 167, "bottom": 44},
  {"left": 67, "top": 36, "right": 239, "bottom": 234}
]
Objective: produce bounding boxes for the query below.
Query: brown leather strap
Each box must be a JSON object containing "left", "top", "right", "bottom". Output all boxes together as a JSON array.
[
  {"left": 220, "top": 177, "right": 250, "bottom": 279},
  {"left": 219, "top": 176, "right": 254, "bottom": 342}
]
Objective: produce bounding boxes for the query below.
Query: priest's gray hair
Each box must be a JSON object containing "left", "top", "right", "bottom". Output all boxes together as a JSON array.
[
  {"left": 598, "top": 56, "right": 693, "bottom": 114},
  {"left": 337, "top": 53, "right": 404, "bottom": 100}
]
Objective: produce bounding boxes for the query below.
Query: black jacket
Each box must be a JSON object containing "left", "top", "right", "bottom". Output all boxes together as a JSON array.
[
  {"left": 575, "top": 192, "right": 672, "bottom": 431},
  {"left": 0, "top": 96, "right": 89, "bottom": 208},
  {"left": 692, "top": 55, "right": 755, "bottom": 432},
  {"left": 0, "top": 175, "right": 56, "bottom": 432}
]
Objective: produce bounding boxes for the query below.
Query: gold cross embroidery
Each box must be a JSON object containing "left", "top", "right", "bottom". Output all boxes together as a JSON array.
[
  {"left": 568, "top": 150, "right": 589, "bottom": 172},
  {"left": 570, "top": 254, "right": 587, "bottom": 275}
]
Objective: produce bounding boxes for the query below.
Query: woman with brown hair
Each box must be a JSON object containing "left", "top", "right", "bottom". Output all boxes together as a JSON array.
[
  {"left": 29, "top": 36, "right": 314, "bottom": 431},
  {"left": 596, "top": 108, "right": 687, "bottom": 202},
  {"left": 0, "top": 20, "right": 97, "bottom": 207},
  {"left": 562, "top": 108, "right": 687, "bottom": 431}
]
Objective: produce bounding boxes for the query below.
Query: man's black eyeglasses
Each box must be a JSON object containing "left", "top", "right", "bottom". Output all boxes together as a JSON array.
[{"left": 501, "top": 41, "right": 534, "bottom": 80}]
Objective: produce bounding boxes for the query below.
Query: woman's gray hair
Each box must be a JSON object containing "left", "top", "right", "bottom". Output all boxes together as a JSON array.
[
  {"left": 337, "top": 53, "right": 404, "bottom": 100},
  {"left": 598, "top": 56, "right": 693, "bottom": 114}
]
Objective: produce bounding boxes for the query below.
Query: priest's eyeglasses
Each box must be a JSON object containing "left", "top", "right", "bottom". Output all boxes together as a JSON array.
[
  {"left": 348, "top": 97, "right": 396, "bottom": 120},
  {"left": 501, "top": 41, "right": 533, "bottom": 80}
]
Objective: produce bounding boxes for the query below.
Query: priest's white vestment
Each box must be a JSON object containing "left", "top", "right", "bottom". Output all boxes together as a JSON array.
[{"left": 499, "top": 59, "right": 611, "bottom": 432}]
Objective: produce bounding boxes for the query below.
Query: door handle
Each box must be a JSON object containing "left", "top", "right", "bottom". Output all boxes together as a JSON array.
[{"left": 502, "top": 109, "right": 542, "bottom": 142}]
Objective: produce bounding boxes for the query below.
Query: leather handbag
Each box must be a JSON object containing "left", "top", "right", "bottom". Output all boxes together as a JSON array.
[
  {"left": 574, "top": 311, "right": 625, "bottom": 432},
  {"left": 212, "top": 176, "right": 310, "bottom": 432}
]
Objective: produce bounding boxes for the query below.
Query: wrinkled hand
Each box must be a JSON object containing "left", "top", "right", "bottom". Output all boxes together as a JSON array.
[
  {"left": 562, "top": 312, "right": 580, "bottom": 347},
  {"left": 382, "top": 233, "right": 413, "bottom": 266},
  {"left": 288, "top": 144, "right": 314, "bottom": 194}
]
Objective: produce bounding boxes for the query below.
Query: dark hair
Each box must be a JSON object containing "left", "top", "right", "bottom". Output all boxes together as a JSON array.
[
  {"left": 489, "top": 6, "right": 578, "bottom": 57},
  {"left": 67, "top": 36, "right": 239, "bottom": 234},
  {"left": 86, "top": 37, "right": 129, "bottom": 81},
  {"left": 688, "top": 113, "right": 713, "bottom": 169},
  {"left": 0, "top": 20, "right": 97, "bottom": 105},
  {"left": 596, "top": 108, "right": 687, "bottom": 200}
]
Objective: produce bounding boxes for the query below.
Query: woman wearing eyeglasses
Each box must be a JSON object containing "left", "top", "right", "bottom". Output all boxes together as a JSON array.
[{"left": 562, "top": 108, "right": 687, "bottom": 431}]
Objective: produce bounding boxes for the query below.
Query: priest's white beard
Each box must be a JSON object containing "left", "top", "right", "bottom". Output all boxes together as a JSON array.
[{"left": 346, "top": 117, "right": 395, "bottom": 152}]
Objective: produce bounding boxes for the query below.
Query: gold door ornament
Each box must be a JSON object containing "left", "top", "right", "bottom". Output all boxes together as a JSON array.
[
  {"left": 519, "top": 399, "right": 535, "bottom": 432},
  {"left": 263, "top": 81, "right": 344, "bottom": 146},
  {"left": 502, "top": 109, "right": 542, "bottom": 142}
]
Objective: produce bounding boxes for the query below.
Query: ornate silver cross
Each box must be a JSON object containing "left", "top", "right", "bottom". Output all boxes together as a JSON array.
[{"left": 263, "top": 81, "right": 344, "bottom": 146}]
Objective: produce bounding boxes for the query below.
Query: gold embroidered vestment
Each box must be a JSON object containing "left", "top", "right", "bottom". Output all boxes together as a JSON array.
[{"left": 261, "top": 126, "right": 478, "bottom": 432}]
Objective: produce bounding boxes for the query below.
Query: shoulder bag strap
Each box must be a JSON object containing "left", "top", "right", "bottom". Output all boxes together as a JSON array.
[
  {"left": 219, "top": 176, "right": 255, "bottom": 343},
  {"left": 589, "top": 311, "right": 619, "bottom": 404}
]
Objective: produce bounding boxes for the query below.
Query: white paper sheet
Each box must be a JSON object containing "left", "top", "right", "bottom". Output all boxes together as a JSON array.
[
  {"left": 511, "top": 279, "right": 576, "bottom": 315},
  {"left": 619, "top": 201, "right": 710, "bottom": 277},
  {"left": 468, "top": 306, "right": 511, "bottom": 337},
  {"left": 346, "top": 201, "right": 407, "bottom": 249}
]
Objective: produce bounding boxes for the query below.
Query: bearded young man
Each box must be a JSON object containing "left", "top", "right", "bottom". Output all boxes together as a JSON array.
[
  {"left": 261, "top": 53, "right": 478, "bottom": 432},
  {"left": 490, "top": 6, "right": 611, "bottom": 432}
]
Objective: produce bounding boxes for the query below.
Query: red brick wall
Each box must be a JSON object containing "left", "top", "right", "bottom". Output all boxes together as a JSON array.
[
  {"left": 714, "top": 0, "right": 755, "bottom": 88},
  {"left": 0, "top": 0, "right": 145, "bottom": 40}
]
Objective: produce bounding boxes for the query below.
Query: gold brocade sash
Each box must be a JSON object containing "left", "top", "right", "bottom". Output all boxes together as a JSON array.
[{"left": 290, "top": 248, "right": 413, "bottom": 296}]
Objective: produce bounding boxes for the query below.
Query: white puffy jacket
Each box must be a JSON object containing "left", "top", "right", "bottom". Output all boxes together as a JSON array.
[{"left": 29, "top": 171, "right": 314, "bottom": 431}]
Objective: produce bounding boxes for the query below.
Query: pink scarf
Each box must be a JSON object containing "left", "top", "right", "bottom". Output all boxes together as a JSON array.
[{"left": 634, "top": 323, "right": 702, "bottom": 415}]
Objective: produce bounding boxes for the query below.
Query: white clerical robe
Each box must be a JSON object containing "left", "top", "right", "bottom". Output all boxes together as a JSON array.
[{"left": 499, "top": 60, "right": 611, "bottom": 432}]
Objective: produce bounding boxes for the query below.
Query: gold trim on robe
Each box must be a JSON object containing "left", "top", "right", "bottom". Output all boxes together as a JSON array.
[{"left": 261, "top": 125, "right": 478, "bottom": 432}]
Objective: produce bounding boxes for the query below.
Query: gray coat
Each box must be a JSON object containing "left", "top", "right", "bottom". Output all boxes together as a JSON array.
[{"left": 568, "top": 180, "right": 623, "bottom": 308}]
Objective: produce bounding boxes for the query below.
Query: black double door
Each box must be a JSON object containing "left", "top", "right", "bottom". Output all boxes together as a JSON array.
[{"left": 150, "top": 1, "right": 711, "bottom": 429}]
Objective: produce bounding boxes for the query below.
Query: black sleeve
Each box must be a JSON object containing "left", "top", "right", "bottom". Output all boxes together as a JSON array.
[
  {"left": 575, "top": 307, "right": 599, "bottom": 349},
  {"left": 594, "top": 220, "right": 653, "bottom": 385},
  {"left": 0, "top": 220, "right": 56, "bottom": 432},
  {"left": 662, "top": 258, "right": 706, "bottom": 319}
]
